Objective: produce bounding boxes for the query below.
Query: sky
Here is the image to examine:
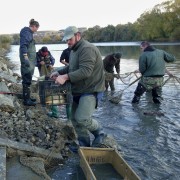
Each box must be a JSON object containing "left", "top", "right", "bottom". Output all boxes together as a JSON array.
[{"left": 0, "top": 0, "right": 166, "bottom": 35}]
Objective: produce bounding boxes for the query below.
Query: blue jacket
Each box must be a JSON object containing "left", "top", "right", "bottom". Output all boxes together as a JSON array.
[{"left": 19, "top": 27, "right": 34, "bottom": 55}]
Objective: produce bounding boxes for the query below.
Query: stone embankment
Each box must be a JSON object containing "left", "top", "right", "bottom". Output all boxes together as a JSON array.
[{"left": 0, "top": 48, "right": 77, "bottom": 179}]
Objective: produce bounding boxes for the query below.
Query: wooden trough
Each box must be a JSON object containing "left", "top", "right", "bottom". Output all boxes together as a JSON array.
[{"left": 78, "top": 147, "right": 141, "bottom": 180}]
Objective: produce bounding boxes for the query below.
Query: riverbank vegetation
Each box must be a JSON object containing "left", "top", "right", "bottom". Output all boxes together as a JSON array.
[
  {"left": 84, "top": 0, "right": 180, "bottom": 42},
  {"left": 0, "top": 0, "right": 179, "bottom": 45}
]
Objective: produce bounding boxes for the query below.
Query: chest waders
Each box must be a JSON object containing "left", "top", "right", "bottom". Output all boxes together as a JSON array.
[{"left": 22, "top": 40, "right": 36, "bottom": 106}]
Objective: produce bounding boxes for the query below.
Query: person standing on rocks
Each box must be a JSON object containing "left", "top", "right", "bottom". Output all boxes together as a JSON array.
[
  {"left": 50, "top": 26, "right": 106, "bottom": 149},
  {"left": 19, "top": 18, "right": 40, "bottom": 106}
]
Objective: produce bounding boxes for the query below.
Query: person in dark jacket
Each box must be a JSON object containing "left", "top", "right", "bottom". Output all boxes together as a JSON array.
[
  {"left": 103, "top": 52, "right": 122, "bottom": 91},
  {"left": 132, "top": 41, "right": 176, "bottom": 104},
  {"left": 50, "top": 26, "right": 106, "bottom": 149},
  {"left": 19, "top": 18, "right": 39, "bottom": 106},
  {"left": 36, "top": 46, "right": 55, "bottom": 76},
  {"left": 36, "top": 46, "right": 59, "bottom": 118},
  {"left": 60, "top": 46, "right": 71, "bottom": 66}
]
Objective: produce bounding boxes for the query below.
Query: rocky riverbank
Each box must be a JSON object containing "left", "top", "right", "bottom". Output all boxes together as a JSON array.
[{"left": 0, "top": 48, "right": 77, "bottom": 179}]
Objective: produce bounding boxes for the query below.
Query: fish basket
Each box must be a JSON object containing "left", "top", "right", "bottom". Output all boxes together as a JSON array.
[
  {"left": 78, "top": 147, "right": 141, "bottom": 180},
  {"left": 38, "top": 80, "right": 72, "bottom": 106}
]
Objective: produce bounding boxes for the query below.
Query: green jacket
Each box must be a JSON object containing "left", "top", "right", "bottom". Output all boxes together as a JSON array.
[
  {"left": 58, "top": 38, "right": 105, "bottom": 94},
  {"left": 139, "top": 46, "right": 176, "bottom": 77}
]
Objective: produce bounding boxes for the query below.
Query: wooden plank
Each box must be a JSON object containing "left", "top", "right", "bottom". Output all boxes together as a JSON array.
[
  {"left": 0, "top": 146, "right": 6, "bottom": 180},
  {"left": 78, "top": 147, "right": 141, "bottom": 180}
]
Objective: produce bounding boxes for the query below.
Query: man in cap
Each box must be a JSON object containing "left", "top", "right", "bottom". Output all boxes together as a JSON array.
[
  {"left": 50, "top": 26, "right": 106, "bottom": 149},
  {"left": 132, "top": 41, "right": 176, "bottom": 104},
  {"left": 103, "top": 52, "right": 122, "bottom": 91}
]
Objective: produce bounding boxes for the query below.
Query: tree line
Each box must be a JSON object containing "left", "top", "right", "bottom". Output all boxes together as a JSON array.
[
  {"left": 83, "top": 0, "right": 180, "bottom": 42},
  {"left": 0, "top": 0, "right": 179, "bottom": 46}
]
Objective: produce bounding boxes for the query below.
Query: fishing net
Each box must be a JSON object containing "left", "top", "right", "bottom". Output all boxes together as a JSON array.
[
  {"left": 109, "top": 76, "right": 141, "bottom": 104},
  {"left": 109, "top": 92, "right": 123, "bottom": 104}
]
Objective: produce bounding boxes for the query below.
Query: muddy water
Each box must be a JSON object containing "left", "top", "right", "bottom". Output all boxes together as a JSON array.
[{"left": 8, "top": 43, "right": 180, "bottom": 180}]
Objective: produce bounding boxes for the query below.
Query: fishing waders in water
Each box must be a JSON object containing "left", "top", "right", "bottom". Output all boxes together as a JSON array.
[
  {"left": 131, "top": 83, "right": 145, "bottom": 104},
  {"left": 69, "top": 94, "right": 106, "bottom": 152},
  {"left": 132, "top": 82, "right": 161, "bottom": 104}
]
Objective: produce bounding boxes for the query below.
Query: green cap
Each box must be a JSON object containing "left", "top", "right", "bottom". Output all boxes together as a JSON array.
[{"left": 62, "top": 26, "right": 78, "bottom": 41}]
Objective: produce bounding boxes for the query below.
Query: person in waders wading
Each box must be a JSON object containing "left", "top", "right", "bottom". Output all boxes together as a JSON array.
[
  {"left": 36, "top": 46, "right": 59, "bottom": 118},
  {"left": 50, "top": 26, "right": 107, "bottom": 151},
  {"left": 19, "top": 19, "right": 39, "bottom": 106},
  {"left": 103, "top": 52, "right": 122, "bottom": 92},
  {"left": 132, "top": 41, "right": 176, "bottom": 104}
]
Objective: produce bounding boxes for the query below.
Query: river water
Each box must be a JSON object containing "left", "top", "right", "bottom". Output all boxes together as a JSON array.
[{"left": 7, "top": 42, "right": 180, "bottom": 180}]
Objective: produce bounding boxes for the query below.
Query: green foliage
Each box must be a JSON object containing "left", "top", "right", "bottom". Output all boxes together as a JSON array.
[
  {"left": 12, "top": 34, "right": 20, "bottom": 45},
  {"left": 84, "top": 0, "right": 180, "bottom": 42},
  {"left": 136, "top": 0, "right": 180, "bottom": 41},
  {"left": 0, "top": 35, "right": 12, "bottom": 49}
]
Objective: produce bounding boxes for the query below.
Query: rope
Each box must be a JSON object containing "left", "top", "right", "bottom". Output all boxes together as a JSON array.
[
  {"left": 174, "top": 76, "right": 180, "bottom": 84},
  {"left": 117, "top": 72, "right": 141, "bottom": 85},
  {"left": 162, "top": 76, "right": 172, "bottom": 86}
]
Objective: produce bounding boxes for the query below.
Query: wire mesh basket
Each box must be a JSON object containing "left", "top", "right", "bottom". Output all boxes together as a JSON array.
[{"left": 38, "top": 80, "right": 72, "bottom": 106}]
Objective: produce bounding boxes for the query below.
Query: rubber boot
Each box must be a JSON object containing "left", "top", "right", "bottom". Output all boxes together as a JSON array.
[
  {"left": 132, "top": 83, "right": 146, "bottom": 104},
  {"left": 78, "top": 136, "right": 91, "bottom": 147},
  {"left": 23, "top": 85, "right": 36, "bottom": 106},
  {"left": 47, "top": 106, "right": 59, "bottom": 118},
  {"left": 153, "top": 97, "right": 161, "bottom": 104},
  {"left": 131, "top": 95, "right": 141, "bottom": 104},
  {"left": 152, "top": 88, "right": 161, "bottom": 104},
  {"left": 69, "top": 137, "right": 90, "bottom": 153},
  {"left": 91, "top": 128, "right": 106, "bottom": 147}
]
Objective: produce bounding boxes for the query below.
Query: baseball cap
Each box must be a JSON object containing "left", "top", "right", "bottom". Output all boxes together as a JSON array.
[{"left": 62, "top": 26, "right": 78, "bottom": 41}]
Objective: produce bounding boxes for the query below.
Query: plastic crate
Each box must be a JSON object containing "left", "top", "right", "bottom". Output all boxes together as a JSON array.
[
  {"left": 38, "top": 80, "right": 72, "bottom": 106},
  {"left": 78, "top": 147, "right": 141, "bottom": 180}
]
